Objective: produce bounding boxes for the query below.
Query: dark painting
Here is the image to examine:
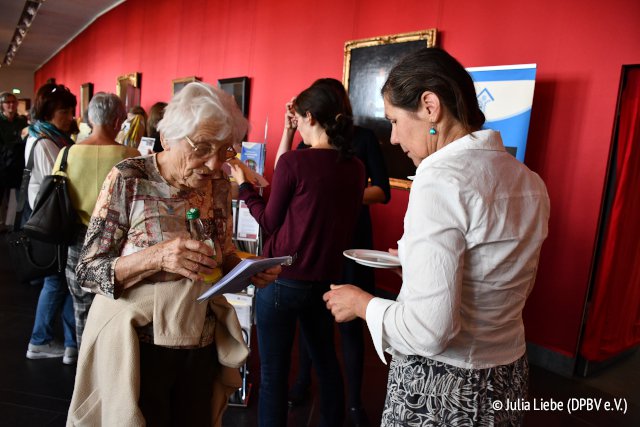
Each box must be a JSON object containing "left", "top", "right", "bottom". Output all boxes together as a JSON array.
[{"left": 344, "top": 30, "right": 437, "bottom": 189}]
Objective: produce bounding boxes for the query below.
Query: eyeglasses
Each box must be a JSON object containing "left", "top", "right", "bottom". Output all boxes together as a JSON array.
[
  {"left": 1, "top": 100, "right": 17, "bottom": 104},
  {"left": 184, "top": 135, "right": 237, "bottom": 160}
]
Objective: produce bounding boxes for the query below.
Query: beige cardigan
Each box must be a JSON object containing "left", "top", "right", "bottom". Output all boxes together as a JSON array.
[{"left": 66, "top": 279, "right": 249, "bottom": 426}]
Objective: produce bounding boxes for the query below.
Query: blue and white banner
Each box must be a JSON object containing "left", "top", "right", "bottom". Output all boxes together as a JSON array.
[{"left": 467, "top": 64, "right": 537, "bottom": 162}]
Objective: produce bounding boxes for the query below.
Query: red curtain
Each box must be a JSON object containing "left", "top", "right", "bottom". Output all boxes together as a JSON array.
[{"left": 580, "top": 67, "right": 640, "bottom": 361}]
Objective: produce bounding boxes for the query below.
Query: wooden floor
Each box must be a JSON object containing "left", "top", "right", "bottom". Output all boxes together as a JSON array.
[{"left": 1, "top": 232, "right": 639, "bottom": 426}]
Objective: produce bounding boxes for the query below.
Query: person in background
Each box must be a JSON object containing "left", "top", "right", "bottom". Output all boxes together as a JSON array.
[
  {"left": 0, "top": 92, "right": 28, "bottom": 230},
  {"left": 52, "top": 92, "right": 139, "bottom": 349},
  {"left": 277, "top": 78, "right": 391, "bottom": 426},
  {"left": 68, "top": 115, "right": 80, "bottom": 140},
  {"left": 324, "top": 47, "right": 550, "bottom": 426},
  {"left": 230, "top": 82, "right": 365, "bottom": 427},
  {"left": 116, "top": 105, "right": 147, "bottom": 148},
  {"left": 74, "top": 108, "right": 92, "bottom": 143},
  {"left": 147, "top": 101, "right": 168, "bottom": 152},
  {"left": 68, "top": 82, "right": 280, "bottom": 426},
  {"left": 0, "top": 92, "right": 28, "bottom": 144},
  {"left": 24, "top": 83, "right": 78, "bottom": 364}
]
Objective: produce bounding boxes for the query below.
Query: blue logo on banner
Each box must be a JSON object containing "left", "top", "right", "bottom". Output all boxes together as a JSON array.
[{"left": 468, "top": 65, "right": 537, "bottom": 163}]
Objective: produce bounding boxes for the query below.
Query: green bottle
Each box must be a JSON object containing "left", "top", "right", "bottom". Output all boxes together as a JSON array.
[{"left": 186, "top": 207, "right": 222, "bottom": 283}]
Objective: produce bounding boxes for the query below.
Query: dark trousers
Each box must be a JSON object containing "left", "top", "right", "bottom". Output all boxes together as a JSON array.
[
  {"left": 256, "top": 279, "right": 344, "bottom": 427},
  {"left": 138, "top": 342, "right": 217, "bottom": 427},
  {"left": 295, "top": 258, "right": 374, "bottom": 408},
  {"left": 296, "top": 318, "right": 366, "bottom": 408}
]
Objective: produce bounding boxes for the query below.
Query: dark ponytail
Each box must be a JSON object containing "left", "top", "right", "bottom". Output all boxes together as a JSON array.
[{"left": 293, "top": 84, "right": 354, "bottom": 159}]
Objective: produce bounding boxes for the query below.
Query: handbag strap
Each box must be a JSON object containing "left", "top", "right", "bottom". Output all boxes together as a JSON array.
[
  {"left": 57, "top": 146, "right": 71, "bottom": 173},
  {"left": 13, "top": 137, "right": 50, "bottom": 231}
]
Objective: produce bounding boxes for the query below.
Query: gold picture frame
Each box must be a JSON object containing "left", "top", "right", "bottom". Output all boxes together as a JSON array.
[
  {"left": 116, "top": 72, "right": 141, "bottom": 111},
  {"left": 80, "top": 82, "right": 93, "bottom": 118},
  {"left": 343, "top": 29, "right": 437, "bottom": 190},
  {"left": 218, "top": 76, "right": 250, "bottom": 117},
  {"left": 172, "top": 76, "right": 202, "bottom": 95}
]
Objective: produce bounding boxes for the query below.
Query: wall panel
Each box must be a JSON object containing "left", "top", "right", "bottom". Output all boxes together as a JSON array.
[{"left": 34, "top": 0, "right": 640, "bottom": 361}]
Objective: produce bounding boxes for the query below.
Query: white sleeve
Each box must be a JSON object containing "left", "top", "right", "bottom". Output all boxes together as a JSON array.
[
  {"left": 365, "top": 297, "right": 394, "bottom": 364},
  {"left": 370, "top": 175, "right": 468, "bottom": 359},
  {"left": 28, "top": 139, "right": 60, "bottom": 208}
]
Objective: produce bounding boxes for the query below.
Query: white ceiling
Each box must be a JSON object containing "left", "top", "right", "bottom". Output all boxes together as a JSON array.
[{"left": 0, "top": 0, "right": 123, "bottom": 71}]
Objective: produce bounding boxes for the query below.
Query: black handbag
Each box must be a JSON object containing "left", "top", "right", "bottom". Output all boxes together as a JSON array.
[
  {"left": 23, "top": 146, "right": 78, "bottom": 244},
  {"left": 7, "top": 138, "right": 68, "bottom": 283},
  {"left": 7, "top": 232, "right": 67, "bottom": 282}
]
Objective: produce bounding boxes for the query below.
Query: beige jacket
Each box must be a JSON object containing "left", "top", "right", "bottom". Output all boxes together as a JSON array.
[{"left": 66, "top": 279, "right": 249, "bottom": 426}]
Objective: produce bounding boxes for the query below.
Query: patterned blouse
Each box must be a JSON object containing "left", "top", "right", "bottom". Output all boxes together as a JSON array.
[{"left": 76, "top": 155, "right": 237, "bottom": 347}]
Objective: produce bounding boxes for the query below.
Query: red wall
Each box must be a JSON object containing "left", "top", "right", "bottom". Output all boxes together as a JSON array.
[{"left": 35, "top": 0, "right": 640, "bottom": 359}]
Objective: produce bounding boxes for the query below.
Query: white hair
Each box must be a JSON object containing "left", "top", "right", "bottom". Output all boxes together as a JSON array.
[
  {"left": 157, "top": 82, "right": 248, "bottom": 146},
  {"left": 88, "top": 92, "right": 126, "bottom": 126}
]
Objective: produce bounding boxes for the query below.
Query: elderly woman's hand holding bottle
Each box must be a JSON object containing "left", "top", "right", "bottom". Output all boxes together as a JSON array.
[{"left": 114, "top": 237, "right": 219, "bottom": 288}]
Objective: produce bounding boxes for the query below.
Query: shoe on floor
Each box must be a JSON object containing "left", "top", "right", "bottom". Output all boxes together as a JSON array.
[
  {"left": 63, "top": 347, "right": 78, "bottom": 365},
  {"left": 26, "top": 342, "right": 64, "bottom": 359}
]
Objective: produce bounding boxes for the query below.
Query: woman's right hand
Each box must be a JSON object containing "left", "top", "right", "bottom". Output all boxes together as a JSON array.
[
  {"left": 154, "top": 237, "right": 218, "bottom": 282},
  {"left": 284, "top": 97, "right": 297, "bottom": 130}
]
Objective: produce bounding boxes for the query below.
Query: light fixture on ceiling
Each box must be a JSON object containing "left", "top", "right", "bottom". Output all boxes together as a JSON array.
[{"left": 1, "top": 0, "right": 46, "bottom": 67}]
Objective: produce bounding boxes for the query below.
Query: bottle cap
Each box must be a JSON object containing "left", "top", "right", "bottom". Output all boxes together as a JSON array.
[{"left": 186, "top": 207, "right": 201, "bottom": 220}]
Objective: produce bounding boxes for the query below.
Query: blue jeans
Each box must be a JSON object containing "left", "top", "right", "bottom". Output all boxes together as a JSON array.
[
  {"left": 29, "top": 273, "right": 76, "bottom": 348},
  {"left": 256, "top": 279, "right": 344, "bottom": 427}
]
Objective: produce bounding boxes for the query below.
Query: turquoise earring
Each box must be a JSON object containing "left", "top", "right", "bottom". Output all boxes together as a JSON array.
[{"left": 429, "top": 123, "right": 437, "bottom": 135}]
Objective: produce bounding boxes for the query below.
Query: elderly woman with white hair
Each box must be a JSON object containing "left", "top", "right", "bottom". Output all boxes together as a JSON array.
[{"left": 68, "top": 83, "right": 280, "bottom": 426}]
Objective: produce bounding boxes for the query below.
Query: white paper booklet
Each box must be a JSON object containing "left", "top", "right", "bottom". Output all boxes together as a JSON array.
[
  {"left": 197, "top": 255, "right": 293, "bottom": 302},
  {"left": 137, "top": 137, "right": 156, "bottom": 155}
]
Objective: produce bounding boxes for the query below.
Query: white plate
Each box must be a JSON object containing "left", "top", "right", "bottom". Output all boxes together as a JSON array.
[{"left": 343, "top": 249, "right": 401, "bottom": 269}]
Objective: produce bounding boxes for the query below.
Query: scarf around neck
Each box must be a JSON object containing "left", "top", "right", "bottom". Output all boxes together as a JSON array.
[{"left": 28, "top": 120, "right": 73, "bottom": 149}]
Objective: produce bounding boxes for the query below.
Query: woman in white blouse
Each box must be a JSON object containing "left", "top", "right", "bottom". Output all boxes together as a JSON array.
[{"left": 324, "top": 47, "right": 550, "bottom": 426}]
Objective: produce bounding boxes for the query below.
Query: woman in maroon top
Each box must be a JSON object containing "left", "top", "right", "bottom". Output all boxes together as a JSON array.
[{"left": 230, "top": 83, "right": 364, "bottom": 427}]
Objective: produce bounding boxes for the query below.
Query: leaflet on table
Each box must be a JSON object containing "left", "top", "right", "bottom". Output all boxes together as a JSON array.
[{"left": 197, "top": 255, "right": 293, "bottom": 302}]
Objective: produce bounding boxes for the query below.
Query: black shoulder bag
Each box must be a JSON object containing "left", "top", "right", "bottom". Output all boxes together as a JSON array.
[
  {"left": 7, "top": 140, "right": 71, "bottom": 283},
  {"left": 23, "top": 146, "right": 78, "bottom": 244}
]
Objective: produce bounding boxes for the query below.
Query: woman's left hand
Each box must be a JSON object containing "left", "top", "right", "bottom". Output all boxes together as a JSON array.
[
  {"left": 250, "top": 265, "right": 281, "bottom": 288},
  {"left": 323, "top": 284, "right": 374, "bottom": 322}
]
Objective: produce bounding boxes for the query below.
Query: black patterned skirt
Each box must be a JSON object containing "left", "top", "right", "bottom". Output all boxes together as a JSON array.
[{"left": 381, "top": 353, "right": 528, "bottom": 426}]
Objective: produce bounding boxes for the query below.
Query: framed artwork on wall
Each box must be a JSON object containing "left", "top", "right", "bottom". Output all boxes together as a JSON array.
[
  {"left": 80, "top": 83, "right": 93, "bottom": 118},
  {"left": 116, "top": 72, "right": 141, "bottom": 112},
  {"left": 218, "top": 77, "right": 250, "bottom": 117},
  {"left": 343, "top": 29, "right": 437, "bottom": 190},
  {"left": 172, "top": 76, "right": 201, "bottom": 95}
]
